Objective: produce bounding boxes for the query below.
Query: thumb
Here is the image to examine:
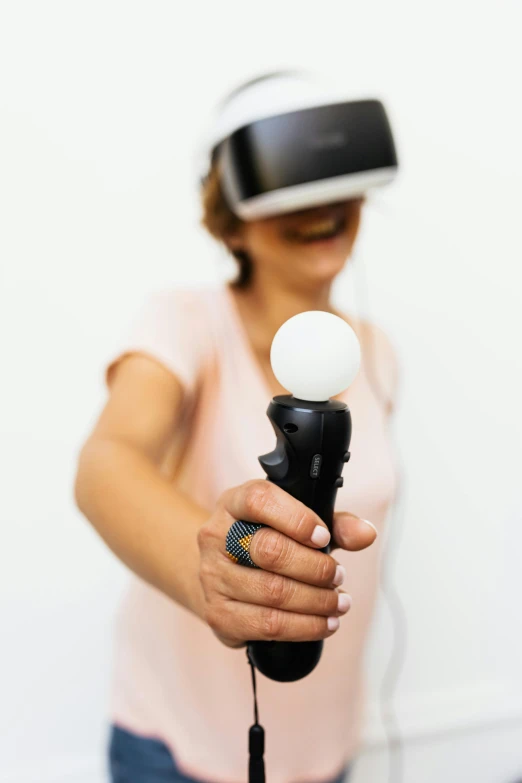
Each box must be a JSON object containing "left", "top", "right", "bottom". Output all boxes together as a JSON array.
[{"left": 332, "top": 512, "right": 378, "bottom": 552}]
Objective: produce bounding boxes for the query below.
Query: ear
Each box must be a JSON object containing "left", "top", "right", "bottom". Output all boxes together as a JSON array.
[{"left": 224, "top": 227, "right": 246, "bottom": 253}]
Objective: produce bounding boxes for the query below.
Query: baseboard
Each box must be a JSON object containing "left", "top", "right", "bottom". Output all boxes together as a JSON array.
[{"left": 362, "top": 678, "right": 522, "bottom": 747}]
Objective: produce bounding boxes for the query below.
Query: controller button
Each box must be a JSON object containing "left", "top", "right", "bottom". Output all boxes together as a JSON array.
[
  {"left": 310, "top": 454, "right": 322, "bottom": 479},
  {"left": 343, "top": 451, "right": 351, "bottom": 462},
  {"left": 334, "top": 477, "right": 344, "bottom": 488}
]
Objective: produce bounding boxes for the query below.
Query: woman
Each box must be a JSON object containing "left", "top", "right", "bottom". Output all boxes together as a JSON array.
[{"left": 74, "top": 74, "right": 398, "bottom": 783}]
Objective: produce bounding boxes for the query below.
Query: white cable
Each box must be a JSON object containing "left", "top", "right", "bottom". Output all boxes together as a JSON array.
[{"left": 350, "top": 198, "right": 408, "bottom": 783}]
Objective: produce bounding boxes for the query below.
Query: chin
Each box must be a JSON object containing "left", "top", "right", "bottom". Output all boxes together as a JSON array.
[{"left": 296, "top": 248, "right": 349, "bottom": 285}]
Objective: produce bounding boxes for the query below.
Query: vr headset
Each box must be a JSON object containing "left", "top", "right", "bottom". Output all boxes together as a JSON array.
[{"left": 202, "top": 71, "right": 398, "bottom": 221}]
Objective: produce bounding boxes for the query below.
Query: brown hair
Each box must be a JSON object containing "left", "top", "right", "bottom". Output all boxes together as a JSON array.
[{"left": 200, "top": 164, "right": 253, "bottom": 289}]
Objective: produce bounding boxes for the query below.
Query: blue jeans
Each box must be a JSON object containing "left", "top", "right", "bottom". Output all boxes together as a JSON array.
[{"left": 109, "top": 725, "right": 351, "bottom": 783}]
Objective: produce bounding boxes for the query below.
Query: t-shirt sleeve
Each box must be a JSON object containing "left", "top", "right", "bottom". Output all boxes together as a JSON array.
[{"left": 105, "top": 289, "right": 212, "bottom": 395}]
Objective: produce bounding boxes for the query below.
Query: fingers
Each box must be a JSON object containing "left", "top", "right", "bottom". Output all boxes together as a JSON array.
[
  {"left": 223, "top": 563, "right": 352, "bottom": 617},
  {"left": 249, "top": 527, "right": 342, "bottom": 587},
  {"left": 331, "top": 512, "right": 378, "bottom": 552},
  {"left": 221, "top": 482, "right": 378, "bottom": 555},
  {"left": 221, "top": 480, "right": 331, "bottom": 549},
  {"left": 199, "top": 537, "right": 351, "bottom": 646},
  {"left": 200, "top": 481, "right": 378, "bottom": 648},
  {"left": 209, "top": 599, "right": 344, "bottom": 644}
]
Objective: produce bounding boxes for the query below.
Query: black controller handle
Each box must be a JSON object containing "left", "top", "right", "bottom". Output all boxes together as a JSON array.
[{"left": 247, "top": 394, "right": 352, "bottom": 682}]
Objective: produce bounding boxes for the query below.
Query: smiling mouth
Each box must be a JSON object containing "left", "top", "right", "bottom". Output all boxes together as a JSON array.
[{"left": 284, "top": 214, "right": 347, "bottom": 244}]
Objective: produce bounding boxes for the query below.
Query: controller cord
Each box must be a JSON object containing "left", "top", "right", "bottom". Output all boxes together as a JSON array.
[{"left": 247, "top": 647, "right": 265, "bottom": 783}]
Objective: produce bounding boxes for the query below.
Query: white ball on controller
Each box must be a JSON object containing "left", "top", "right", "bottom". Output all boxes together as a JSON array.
[{"left": 270, "top": 311, "right": 361, "bottom": 402}]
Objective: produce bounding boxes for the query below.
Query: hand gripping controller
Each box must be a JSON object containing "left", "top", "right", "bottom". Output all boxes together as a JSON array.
[{"left": 247, "top": 311, "right": 361, "bottom": 682}]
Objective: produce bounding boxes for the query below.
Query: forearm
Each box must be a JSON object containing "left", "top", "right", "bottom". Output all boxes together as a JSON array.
[{"left": 75, "top": 437, "right": 208, "bottom": 617}]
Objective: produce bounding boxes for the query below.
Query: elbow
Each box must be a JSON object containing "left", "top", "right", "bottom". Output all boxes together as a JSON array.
[
  {"left": 74, "top": 442, "right": 92, "bottom": 516},
  {"left": 74, "top": 437, "right": 108, "bottom": 517},
  {"left": 73, "top": 436, "right": 133, "bottom": 517}
]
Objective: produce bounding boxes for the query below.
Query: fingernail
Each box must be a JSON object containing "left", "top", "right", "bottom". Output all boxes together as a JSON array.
[
  {"left": 333, "top": 564, "right": 346, "bottom": 587},
  {"left": 337, "top": 593, "right": 352, "bottom": 614},
  {"left": 361, "top": 519, "right": 378, "bottom": 536},
  {"left": 327, "top": 616, "right": 340, "bottom": 632},
  {"left": 311, "top": 525, "right": 331, "bottom": 547}
]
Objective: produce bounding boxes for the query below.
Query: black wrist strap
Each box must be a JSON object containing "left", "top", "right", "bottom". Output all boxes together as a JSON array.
[{"left": 247, "top": 647, "right": 265, "bottom": 783}]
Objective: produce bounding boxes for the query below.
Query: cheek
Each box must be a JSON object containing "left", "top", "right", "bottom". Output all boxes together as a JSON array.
[{"left": 247, "top": 225, "right": 288, "bottom": 261}]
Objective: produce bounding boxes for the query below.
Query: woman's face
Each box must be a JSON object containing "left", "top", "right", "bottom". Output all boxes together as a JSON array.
[{"left": 228, "top": 199, "right": 363, "bottom": 289}]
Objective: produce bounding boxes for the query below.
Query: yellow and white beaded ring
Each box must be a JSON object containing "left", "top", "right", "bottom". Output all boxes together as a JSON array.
[{"left": 225, "top": 521, "right": 265, "bottom": 568}]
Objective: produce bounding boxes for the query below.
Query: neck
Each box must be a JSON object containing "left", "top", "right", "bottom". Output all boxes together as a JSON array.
[
  {"left": 238, "top": 279, "right": 332, "bottom": 336},
  {"left": 230, "top": 268, "right": 333, "bottom": 356}
]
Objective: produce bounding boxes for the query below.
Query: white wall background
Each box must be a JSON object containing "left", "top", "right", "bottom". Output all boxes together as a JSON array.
[{"left": 1, "top": 1, "right": 521, "bottom": 782}]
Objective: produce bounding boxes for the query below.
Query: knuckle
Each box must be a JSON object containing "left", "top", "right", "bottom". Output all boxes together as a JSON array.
[
  {"left": 255, "top": 529, "right": 288, "bottom": 571},
  {"left": 218, "top": 487, "right": 233, "bottom": 508},
  {"left": 261, "top": 607, "right": 284, "bottom": 639},
  {"left": 204, "top": 601, "right": 236, "bottom": 641},
  {"left": 263, "top": 573, "right": 289, "bottom": 608},
  {"left": 321, "top": 588, "right": 338, "bottom": 615},
  {"left": 292, "top": 507, "right": 314, "bottom": 540},
  {"left": 315, "top": 554, "right": 336, "bottom": 585},
  {"left": 196, "top": 523, "right": 213, "bottom": 551},
  {"left": 202, "top": 604, "right": 220, "bottom": 633},
  {"left": 311, "top": 616, "right": 330, "bottom": 640},
  {"left": 197, "top": 556, "right": 213, "bottom": 588},
  {"left": 243, "top": 481, "right": 271, "bottom": 519}
]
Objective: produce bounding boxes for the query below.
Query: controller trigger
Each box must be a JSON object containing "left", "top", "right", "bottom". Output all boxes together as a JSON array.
[{"left": 258, "top": 447, "right": 289, "bottom": 481}]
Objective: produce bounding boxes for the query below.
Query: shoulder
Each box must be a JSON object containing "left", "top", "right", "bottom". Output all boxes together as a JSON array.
[
  {"left": 360, "top": 319, "right": 398, "bottom": 369},
  {"left": 142, "top": 285, "right": 219, "bottom": 314},
  {"left": 341, "top": 314, "right": 399, "bottom": 415},
  {"left": 106, "top": 285, "right": 224, "bottom": 393},
  {"left": 361, "top": 319, "right": 399, "bottom": 414},
  {"left": 137, "top": 285, "right": 225, "bottom": 336}
]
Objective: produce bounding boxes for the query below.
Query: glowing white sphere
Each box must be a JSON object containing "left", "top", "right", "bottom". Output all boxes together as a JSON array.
[{"left": 270, "top": 311, "right": 361, "bottom": 402}]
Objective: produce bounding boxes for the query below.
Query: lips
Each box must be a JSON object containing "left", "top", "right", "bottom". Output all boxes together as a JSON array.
[{"left": 295, "top": 216, "right": 346, "bottom": 242}]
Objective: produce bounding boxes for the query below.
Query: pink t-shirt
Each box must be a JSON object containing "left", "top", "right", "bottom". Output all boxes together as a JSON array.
[{"left": 106, "top": 285, "right": 396, "bottom": 783}]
